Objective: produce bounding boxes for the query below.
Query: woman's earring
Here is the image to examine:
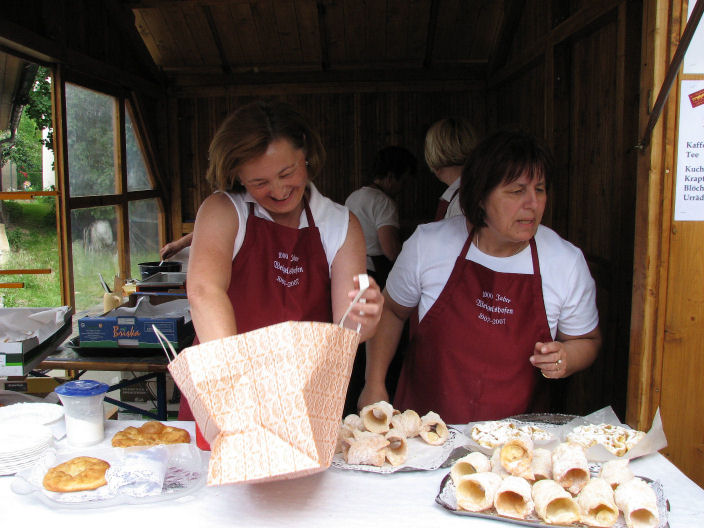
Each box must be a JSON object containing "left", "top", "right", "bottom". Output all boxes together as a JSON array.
[{"left": 305, "top": 160, "right": 310, "bottom": 167}]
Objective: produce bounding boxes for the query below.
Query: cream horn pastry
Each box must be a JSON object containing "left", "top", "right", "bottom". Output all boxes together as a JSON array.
[
  {"left": 384, "top": 429, "right": 408, "bottom": 466},
  {"left": 614, "top": 477, "right": 659, "bottom": 528},
  {"left": 531, "top": 447, "right": 553, "bottom": 481},
  {"left": 599, "top": 459, "right": 634, "bottom": 490},
  {"left": 500, "top": 433, "right": 534, "bottom": 479},
  {"left": 455, "top": 471, "right": 503, "bottom": 512},
  {"left": 490, "top": 447, "right": 510, "bottom": 478},
  {"left": 419, "top": 411, "right": 449, "bottom": 445},
  {"left": 336, "top": 422, "right": 356, "bottom": 454},
  {"left": 343, "top": 413, "right": 365, "bottom": 431},
  {"left": 451, "top": 451, "right": 491, "bottom": 484},
  {"left": 552, "top": 442, "right": 591, "bottom": 495},
  {"left": 390, "top": 409, "right": 422, "bottom": 438},
  {"left": 493, "top": 475, "right": 535, "bottom": 519},
  {"left": 345, "top": 430, "right": 389, "bottom": 466},
  {"left": 360, "top": 401, "right": 395, "bottom": 434},
  {"left": 532, "top": 479, "right": 581, "bottom": 525},
  {"left": 576, "top": 477, "right": 619, "bottom": 527}
]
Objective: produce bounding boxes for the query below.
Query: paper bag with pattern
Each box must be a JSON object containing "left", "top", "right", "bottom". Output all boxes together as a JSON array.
[{"left": 166, "top": 320, "right": 359, "bottom": 485}]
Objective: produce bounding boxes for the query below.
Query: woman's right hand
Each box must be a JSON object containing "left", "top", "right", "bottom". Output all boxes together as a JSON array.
[{"left": 356, "top": 381, "right": 389, "bottom": 412}]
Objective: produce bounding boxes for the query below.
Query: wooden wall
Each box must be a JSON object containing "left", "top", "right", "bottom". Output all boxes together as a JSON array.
[
  {"left": 487, "top": 0, "right": 643, "bottom": 419},
  {"left": 170, "top": 85, "right": 488, "bottom": 240}
]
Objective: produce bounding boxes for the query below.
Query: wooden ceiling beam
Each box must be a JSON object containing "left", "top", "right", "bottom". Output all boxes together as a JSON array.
[
  {"left": 487, "top": 0, "right": 526, "bottom": 77},
  {"left": 201, "top": 4, "right": 232, "bottom": 75}
]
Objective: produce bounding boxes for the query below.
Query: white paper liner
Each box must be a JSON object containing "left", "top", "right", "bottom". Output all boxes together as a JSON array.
[
  {"left": 436, "top": 471, "right": 669, "bottom": 528},
  {"left": 331, "top": 427, "right": 467, "bottom": 473},
  {"left": 10, "top": 444, "right": 205, "bottom": 509}
]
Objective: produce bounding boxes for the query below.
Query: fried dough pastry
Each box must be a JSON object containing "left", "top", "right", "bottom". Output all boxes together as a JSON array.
[
  {"left": 455, "top": 471, "right": 502, "bottom": 512},
  {"left": 390, "top": 409, "right": 422, "bottom": 438},
  {"left": 567, "top": 423, "right": 646, "bottom": 457},
  {"left": 43, "top": 456, "right": 110, "bottom": 493},
  {"left": 360, "top": 401, "right": 395, "bottom": 434},
  {"left": 345, "top": 430, "right": 389, "bottom": 466},
  {"left": 384, "top": 429, "right": 408, "bottom": 466},
  {"left": 500, "top": 434, "right": 534, "bottom": 480},
  {"left": 419, "top": 411, "right": 448, "bottom": 445},
  {"left": 552, "top": 442, "right": 591, "bottom": 495},
  {"left": 600, "top": 459, "right": 635, "bottom": 490},
  {"left": 450, "top": 451, "right": 491, "bottom": 484},
  {"left": 614, "top": 477, "right": 659, "bottom": 528},
  {"left": 532, "top": 479, "right": 581, "bottom": 525},
  {"left": 493, "top": 476, "right": 535, "bottom": 519},
  {"left": 577, "top": 477, "right": 619, "bottom": 527},
  {"left": 111, "top": 421, "right": 190, "bottom": 447},
  {"left": 531, "top": 447, "right": 553, "bottom": 481}
]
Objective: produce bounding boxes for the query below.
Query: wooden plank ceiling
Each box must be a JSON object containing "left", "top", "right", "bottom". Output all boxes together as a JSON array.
[{"left": 123, "top": 0, "right": 509, "bottom": 84}]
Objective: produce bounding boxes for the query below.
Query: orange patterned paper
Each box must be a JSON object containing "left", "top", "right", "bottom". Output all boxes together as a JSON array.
[{"left": 168, "top": 321, "right": 359, "bottom": 485}]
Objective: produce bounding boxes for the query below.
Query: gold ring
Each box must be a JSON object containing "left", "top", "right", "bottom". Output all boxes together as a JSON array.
[{"left": 542, "top": 371, "right": 549, "bottom": 378}]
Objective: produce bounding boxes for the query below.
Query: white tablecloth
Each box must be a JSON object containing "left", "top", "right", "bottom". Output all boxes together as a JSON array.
[{"left": 1, "top": 420, "right": 702, "bottom": 527}]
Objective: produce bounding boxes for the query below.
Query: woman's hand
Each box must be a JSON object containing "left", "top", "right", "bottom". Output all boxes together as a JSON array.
[
  {"left": 160, "top": 233, "right": 193, "bottom": 260},
  {"left": 530, "top": 340, "right": 566, "bottom": 378},
  {"left": 342, "top": 275, "right": 384, "bottom": 339},
  {"left": 530, "top": 327, "right": 602, "bottom": 379}
]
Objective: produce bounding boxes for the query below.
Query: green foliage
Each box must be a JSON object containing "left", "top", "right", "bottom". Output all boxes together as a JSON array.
[
  {"left": 66, "top": 84, "right": 115, "bottom": 197},
  {"left": 24, "top": 66, "right": 53, "bottom": 152}
]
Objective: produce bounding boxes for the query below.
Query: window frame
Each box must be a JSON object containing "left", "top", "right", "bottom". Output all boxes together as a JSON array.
[{"left": 53, "top": 66, "right": 168, "bottom": 308}]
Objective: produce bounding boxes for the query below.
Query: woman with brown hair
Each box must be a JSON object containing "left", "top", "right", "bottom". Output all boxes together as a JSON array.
[{"left": 182, "top": 101, "right": 383, "bottom": 445}]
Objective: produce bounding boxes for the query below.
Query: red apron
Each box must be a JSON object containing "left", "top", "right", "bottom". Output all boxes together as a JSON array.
[
  {"left": 179, "top": 199, "right": 333, "bottom": 449},
  {"left": 393, "top": 231, "right": 552, "bottom": 424},
  {"left": 434, "top": 188, "right": 460, "bottom": 221}
]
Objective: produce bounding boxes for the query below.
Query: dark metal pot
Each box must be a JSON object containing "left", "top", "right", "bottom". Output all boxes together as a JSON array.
[{"left": 138, "top": 261, "right": 181, "bottom": 280}]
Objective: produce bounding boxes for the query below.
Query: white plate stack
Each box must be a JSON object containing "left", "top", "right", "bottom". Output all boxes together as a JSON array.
[
  {"left": 0, "top": 403, "right": 64, "bottom": 475},
  {"left": 0, "top": 421, "right": 54, "bottom": 475}
]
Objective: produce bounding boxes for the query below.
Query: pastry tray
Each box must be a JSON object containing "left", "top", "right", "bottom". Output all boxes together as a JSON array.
[
  {"left": 331, "top": 427, "right": 468, "bottom": 474},
  {"left": 11, "top": 444, "right": 206, "bottom": 509},
  {"left": 435, "top": 471, "right": 670, "bottom": 528}
]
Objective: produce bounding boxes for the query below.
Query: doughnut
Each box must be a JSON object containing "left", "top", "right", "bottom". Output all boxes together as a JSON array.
[{"left": 43, "top": 456, "right": 110, "bottom": 492}]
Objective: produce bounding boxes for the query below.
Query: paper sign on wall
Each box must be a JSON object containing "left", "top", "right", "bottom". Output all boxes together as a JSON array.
[{"left": 675, "top": 80, "right": 704, "bottom": 221}]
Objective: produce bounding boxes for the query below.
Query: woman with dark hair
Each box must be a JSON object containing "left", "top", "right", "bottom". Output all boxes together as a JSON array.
[
  {"left": 345, "top": 146, "right": 417, "bottom": 289},
  {"left": 183, "top": 101, "right": 383, "bottom": 445},
  {"left": 359, "top": 130, "right": 601, "bottom": 423}
]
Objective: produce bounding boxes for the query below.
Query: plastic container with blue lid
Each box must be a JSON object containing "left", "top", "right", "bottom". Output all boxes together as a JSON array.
[
  {"left": 55, "top": 379, "right": 109, "bottom": 397},
  {"left": 55, "top": 380, "right": 110, "bottom": 446}
]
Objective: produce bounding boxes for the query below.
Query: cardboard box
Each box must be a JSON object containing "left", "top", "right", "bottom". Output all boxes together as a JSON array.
[
  {"left": 78, "top": 294, "right": 193, "bottom": 349},
  {"left": 0, "top": 307, "right": 73, "bottom": 376}
]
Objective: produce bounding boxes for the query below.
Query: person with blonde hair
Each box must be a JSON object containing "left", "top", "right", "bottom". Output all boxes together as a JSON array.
[
  {"left": 182, "top": 100, "right": 383, "bottom": 447},
  {"left": 424, "top": 117, "right": 480, "bottom": 220}
]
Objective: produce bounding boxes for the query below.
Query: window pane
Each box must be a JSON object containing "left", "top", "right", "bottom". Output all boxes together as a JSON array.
[
  {"left": 66, "top": 84, "right": 116, "bottom": 197},
  {"left": 0, "top": 198, "right": 61, "bottom": 308},
  {"left": 129, "top": 199, "right": 160, "bottom": 278},
  {"left": 71, "top": 207, "right": 118, "bottom": 312},
  {"left": 126, "top": 110, "right": 153, "bottom": 191}
]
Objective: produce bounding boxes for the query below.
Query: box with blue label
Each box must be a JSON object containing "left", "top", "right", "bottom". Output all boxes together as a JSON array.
[{"left": 78, "top": 295, "right": 193, "bottom": 348}]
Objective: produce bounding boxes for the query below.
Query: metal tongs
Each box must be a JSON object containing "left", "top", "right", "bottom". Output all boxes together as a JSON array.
[{"left": 338, "top": 273, "right": 369, "bottom": 333}]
